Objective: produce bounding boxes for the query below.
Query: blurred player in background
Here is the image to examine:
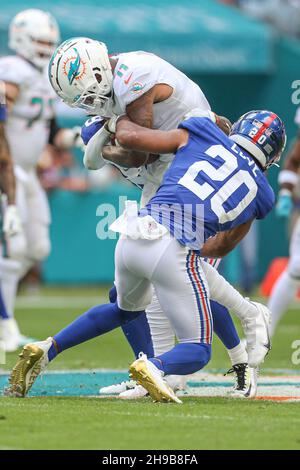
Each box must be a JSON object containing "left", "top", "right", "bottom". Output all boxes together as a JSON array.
[
  {"left": 48, "top": 37, "right": 255, "bottom": 398},
  {"left": 0, "top": 10, "right": 82, "bottom": 352},
  {"left": 0, "top": 85, "right": 23, "bottom": 352},
  {"left": 268, "top": 107, "right": 300, "bottom": 336}
]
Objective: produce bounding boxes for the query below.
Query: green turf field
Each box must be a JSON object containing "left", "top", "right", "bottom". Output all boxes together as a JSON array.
[{"left": 1, "top": 286, "right": 300, "bottom": 450}]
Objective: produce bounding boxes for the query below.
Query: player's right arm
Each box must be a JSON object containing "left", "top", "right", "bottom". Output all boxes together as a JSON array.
[
  {"left": 0, "top": 82, "right": 19, "bottom": 204},
  {"left": 200, "top": 220, "right": 253, "bottom": 258},
  {"left": 276, "top": 116, "right": 300, "bottom": 218},
  {"left": 0, "top": 82, "right": 23, "bottom": 236}
]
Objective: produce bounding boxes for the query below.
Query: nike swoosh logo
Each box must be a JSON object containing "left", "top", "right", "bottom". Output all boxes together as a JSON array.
[
  {"left": 245, "top": 384, "right": 251, "bottom": 398},
  {"left": 124, "top": 72, "right": 133, "bottom": 85}
]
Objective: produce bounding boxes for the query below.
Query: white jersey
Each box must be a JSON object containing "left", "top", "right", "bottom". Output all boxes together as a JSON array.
[
  {"left": 292, "top": 107, "right": 300, "bottom": 199},
  {"left": 0, "top": 55, "right": 56, "bottom": 171},
  {"left": 111, "top": 51, "right": 211, "bottom": 205}
]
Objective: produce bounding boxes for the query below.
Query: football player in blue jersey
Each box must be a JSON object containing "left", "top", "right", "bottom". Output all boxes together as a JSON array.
[{"left": 5, "top": 109, "right": 285, "bottom": 403}]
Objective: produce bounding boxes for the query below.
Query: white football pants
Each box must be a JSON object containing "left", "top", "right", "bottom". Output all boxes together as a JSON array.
[
  {"left": 115, "top": 235, "right": 213, "bottom": 345},
  {"left": 147, "top": 259, "right": 221, "bottom": 355},
  {"left": 268, "top": 215, "right": 300, "bottom": 336},
  {"left": 1, "top": 166, "right": 51, "bottom": 319},
  {"left": 9, "top": 166, "right": 51, "bottom": 277}
]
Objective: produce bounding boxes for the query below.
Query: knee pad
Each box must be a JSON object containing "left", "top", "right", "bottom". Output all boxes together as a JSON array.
[{"left": 288, "top": 255, "right": 300, "bottom": 280}]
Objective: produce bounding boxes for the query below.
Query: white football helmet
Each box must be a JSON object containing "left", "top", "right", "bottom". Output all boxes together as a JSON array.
[
  {"left": 9, "top": 9, "right": 60, "bottom": 69},
  {"left": 48, "top": 37, "right": 113, "bottom": 116}
]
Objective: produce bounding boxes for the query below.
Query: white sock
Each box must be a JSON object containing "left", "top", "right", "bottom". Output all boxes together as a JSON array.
[
  {"left": 268, "top": 271, "right": 299, "bottom": 337},
  {"left": 202, "top": 261, "right": 258, "bottom": 321},
  {"left": 146, "top": 291, "right": 176, "bottom": 356},
  {"left": 0, "top": 258, "right": 21, "bottom": 317},
  {"left": 227, "top": 342, "right": 248, "bottom": 366}
]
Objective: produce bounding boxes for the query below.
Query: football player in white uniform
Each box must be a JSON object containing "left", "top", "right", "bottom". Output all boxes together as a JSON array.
[
  {"left": 0, "top": 10, "right": 82, "bottom": 351},
  {"left": 268, "top": 107, "right": 300, "bottom": 336},
  {"left": 0, "top": 96, "right": 23, "bottom": 351},
  {"left": 48, "top": 37, "right": 254, "bottom": 397}
]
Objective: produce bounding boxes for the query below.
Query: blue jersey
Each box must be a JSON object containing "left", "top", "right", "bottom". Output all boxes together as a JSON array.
[{"left": 142, "top": 117, "right": 275, "bottom": 250}]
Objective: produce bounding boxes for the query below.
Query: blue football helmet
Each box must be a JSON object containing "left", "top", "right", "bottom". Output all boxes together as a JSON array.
[{"left": 229, "top": 110, "right": 286, "bottom": 170}]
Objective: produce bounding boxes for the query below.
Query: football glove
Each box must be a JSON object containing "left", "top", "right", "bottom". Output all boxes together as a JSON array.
[
  {"left": 276, "top": 190, "right": 293, "bottom": 218},
  {"left": 3, "top": 205, "right": 23, "bottom": 237}
]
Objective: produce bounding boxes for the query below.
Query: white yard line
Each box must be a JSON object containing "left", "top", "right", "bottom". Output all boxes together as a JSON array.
[
  {"left": 15, "top": 296, "right": 107, "bottom": 309},
  {"left": 15, "top": 295, "right": 300, "bottom": 310}
]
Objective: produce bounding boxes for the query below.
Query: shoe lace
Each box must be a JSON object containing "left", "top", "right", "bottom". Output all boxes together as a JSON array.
[{"left": 225, "top": 363, "right": 248, "bottom": 391}]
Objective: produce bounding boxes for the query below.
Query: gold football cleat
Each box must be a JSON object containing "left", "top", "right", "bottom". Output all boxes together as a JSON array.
[
  {"left": 4, "top": 339, "right": 52, "bottom": 397},
  {"left": 129, "top": 354, "right": 182, "bottom": 404}
]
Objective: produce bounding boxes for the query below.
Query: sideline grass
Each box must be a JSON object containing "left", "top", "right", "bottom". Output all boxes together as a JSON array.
[{"left": 1, "top": 286, "right": 300, "bottom": 450}]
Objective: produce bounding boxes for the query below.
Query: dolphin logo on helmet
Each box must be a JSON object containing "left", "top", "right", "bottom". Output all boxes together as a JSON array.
[{"left": 67, "top": 48, "right": 81, "bottom": 84}]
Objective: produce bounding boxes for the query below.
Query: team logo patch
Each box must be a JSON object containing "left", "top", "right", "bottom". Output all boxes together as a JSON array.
[
  {"left": 130, "top": 82, "right": 145, "bottom": 94},
  {"left": 63, "top": 48, "right": 87, "bottom": 84}
]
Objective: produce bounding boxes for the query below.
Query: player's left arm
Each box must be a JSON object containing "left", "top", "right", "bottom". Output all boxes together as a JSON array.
[
  {"left": 200, "top": 220, "right": 253, "bottom": 258},
  {"left": 102, "top": 85, "right": 175, "bottom": 167}
]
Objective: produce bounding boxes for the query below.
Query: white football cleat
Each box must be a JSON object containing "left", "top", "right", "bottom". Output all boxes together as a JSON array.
[
  {"left": 4, "top": 337, "right": 52, "bottom": 397},
  {"left": 241, "top": 302, "right": 271, "bottom": 367},
  {"left": 99, "top": 380, "right": 137, "bottom": 395},
  {"left": 0, "top": 318, "right": 21, "bottom": 353},
  {"left": 129, "top": 353, "right": 182, "bottom": 404},
  {"left": 226, "top": 363, "right": 258, "bottom": 398},
  {"left": 119, "top": 384, "right": 149, "bottom": 399}
]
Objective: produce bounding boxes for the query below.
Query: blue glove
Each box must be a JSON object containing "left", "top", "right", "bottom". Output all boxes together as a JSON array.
[
  {"left": 81, "top": 116, "right": 106, "bottom": 145},
  {"left": 276, "top": 192, "right": 293, "bottom": 218}
]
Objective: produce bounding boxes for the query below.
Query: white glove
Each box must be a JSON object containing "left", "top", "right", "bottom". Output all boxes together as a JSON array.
[
  {"left": 3, "top": 205, "right": 23, "bottom": 237},
  {"left": 83, "top": 124, "right": 111, "bottom": 170}
]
